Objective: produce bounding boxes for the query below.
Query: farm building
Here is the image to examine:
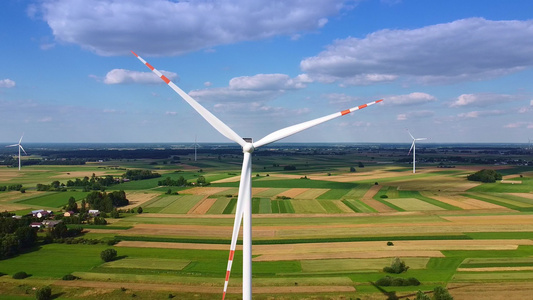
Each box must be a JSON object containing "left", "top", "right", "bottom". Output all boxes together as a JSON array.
[
  {"left": 42, "top": 220, "right": 62, "bottom": 228},
  {"left": 30, "top": 222, "right": 41, "bottom": 228},
  {"left": 88, "top": 209, "right": 100, "bottom": 216},
  {"left": 63, "top": 211, "right": 75, "bottom": 217}
]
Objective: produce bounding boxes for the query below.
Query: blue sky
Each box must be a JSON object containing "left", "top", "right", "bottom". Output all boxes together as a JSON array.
[{"left": 1, "top": 0, "right": 532, "bottom": 144}]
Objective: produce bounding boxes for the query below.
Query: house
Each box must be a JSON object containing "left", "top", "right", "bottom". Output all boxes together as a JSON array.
[
  {"left": 36, "top": 211, "right": 50, "bottom": 219},
  {"left": 88, "top": 209, "right": 100, "bottom": 216},
  {"left": 32, "top": 209, "right": 53, "bottom": 218},
  {"left": 64, "top": 211, "right": 75, "bottom": 217},
  {"left": 30, "top": 222, "right": 42, "bottom": 228},
  {"left": 42, "top": 220, "right": 62, "bottom": 228}
]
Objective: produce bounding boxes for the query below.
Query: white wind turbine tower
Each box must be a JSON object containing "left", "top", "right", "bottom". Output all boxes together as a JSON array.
[
  {"left": 132, "top": 51, "right": 382, "bottom": 300},
  {"left": 6, "top": 134, "right": 27, "bottom": 171},
  {"left": 407, "top": 130, "right": 427, "bottom": 174},
  {"left": 193, "top": 135, "right": 200, "bottom": 161}
]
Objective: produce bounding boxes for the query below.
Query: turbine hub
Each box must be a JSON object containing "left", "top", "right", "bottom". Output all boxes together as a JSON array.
[{"left": 243, "top": 142, "right": 255, "bottom": 153}]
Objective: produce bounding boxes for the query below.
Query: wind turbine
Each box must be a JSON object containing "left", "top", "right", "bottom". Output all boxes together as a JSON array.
[
  {"left": 194, "top": 135, "right": 200, "bottom": 161},
  {"left": 407, "top": 130, "right": 427, "bottom": 174},
  {"left": 6, "top": 134, "right": 27, "bottom": 171},
  {"left": 132, "top": 51, "right": 382, "bottom": 300}
]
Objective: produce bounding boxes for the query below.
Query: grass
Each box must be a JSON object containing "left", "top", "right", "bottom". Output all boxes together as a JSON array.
[
  {"left": 158, "top": 195, "right": 205, "bottom": 214},
  {"left": 16, "top": 191, "right": 88, "bottom": 208},
  {"left": 290, "top": 199, "right": 327, "bottom": 214},
  {"left": 102, "top": 257, "right": 191, "bottom": 270}
]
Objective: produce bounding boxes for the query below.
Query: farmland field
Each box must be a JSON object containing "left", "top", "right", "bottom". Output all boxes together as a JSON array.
[{"left": 0, "top": 143, "right": 532, "bottom": 300}]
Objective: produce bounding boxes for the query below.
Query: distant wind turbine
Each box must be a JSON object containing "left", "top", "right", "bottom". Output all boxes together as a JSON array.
[
  {"left": 6, "top": 134, "right": 26, "bottom": 171},
  {"left": 132, "top": 51, "right": 382, "bottom": 300},
  {"left": 194, "top": 135, "right": 200, "bottom": 161},
  {"left": 407, "top": 130, "right": 427, "bottom": 174}
]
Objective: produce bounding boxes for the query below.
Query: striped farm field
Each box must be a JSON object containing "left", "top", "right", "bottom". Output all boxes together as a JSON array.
[
  {"left": 301, "top": 257, "right": 430, "bottom": 273},
  {"left": 317, "top": 199, "right": 345, "bottom": 213},
  {"left": 254, "top": 188, "right": 289, "bottom": 197},
  {"left": 102, "top": 257, "right": 191, "bottom": 270},
  {"left": 276, "top": 188, "right": 310, "bottom": 198},
  {"left": 206, "top": 197, "right": 232, "bottom": 214},
  {"left": 383, "top": 198, "right": 445, "bottom": 211},
  {"left": 189, "top": 198, "right": 217, "bottom": 214},
  {"left": 181, "top": 186, "right": 232, "bottom": 196},
  {"left": 291, "top": 199, "right": 327, "bottom": 214},
  {"left": 271, "top": 199, "right": 295, "bottom": 213},
  {"left": 342, "top": 199, "right": 377, "bottom": 213},
  {"left": 452, "top": 271, "right": 533, "bottom": 281},
  {"left": 16, "top": 191, "right": 88, "bottom": 208},
  {"left": 159, "top": 195, "right": 206, "bottom": 214},
  {"left": 294, "top": 188, "right": 329, "bottom": 199},
  {"left": 252, "top": 198, "right": 272, "bottom": 214},
  {"left": 316, "top": 189, "right": 351, "bottom": 199}
]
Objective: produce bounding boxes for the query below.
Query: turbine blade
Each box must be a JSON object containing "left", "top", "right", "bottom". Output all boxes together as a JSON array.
[
  {"left": 19, "top": 145, "right": 27, "bottom": 155},
  {"left": 415, "top": 138, "right": 427, "bottom": 141},
  {"left": 406, "top": 129, "right": 414, "bottom": 140},
  {"left": 223, "top": 153, "right": 252, "bottom": 300},
  {"left": 408, "top": 141, "right": 415, "bottom": 155},
  {"left": 18, "top": 134, "right": 24, "bottom": 144},
  {"left": 132, "top": 51, "right": 246, "bottom": 148},
  {"left": 253, "top": 99, "right": 382, "bottom": 148},
  {"left": 6, "top": 144, "right": 18, "bottom": 147}
]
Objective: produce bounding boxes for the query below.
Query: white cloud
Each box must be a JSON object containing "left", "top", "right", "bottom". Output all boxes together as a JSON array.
[
  {"left": 504, "top": 121, "right": 533, "bottom": 129},
  {"left": 165, "top": 111, "right": 177, "bottom": 116},
  {"left": 229, "top": 73, "right": 310, "bottom": 90},
  {"left": 450, "top": 93, "right": 522, "bottom": 108},
  {"left": 103, "top": 69, "right": 177, "bottom": 84},
  {"left": 38, "top": 0, "right": 352, "bottom": 56},
  {"left": 385, "top": 92, "right": 437, "bottom": 106},
  {"left": 396, "top": 110, "right": 434, "bottom": 121},
  {"left": 190, "top": 73, "right": 308, "bottom": 102},
  {"left": 457, "top": 110, "right": 504, "bottom": 119},
  {"left": 301, "top": 18, "right": 533, "bottom": 85},
  {"left": 0, "top": 79, "right": 16, "bottom": 88}
]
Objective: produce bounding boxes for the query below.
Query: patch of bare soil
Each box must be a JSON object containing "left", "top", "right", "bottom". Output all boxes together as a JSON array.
[
  {"left": 188, "top": 198, "right": 217, "bottom": 214},
  {"left": 120, "top": 192, "right": 159, "bottom": 210},
  {"left": 276, "top": 188, "right": 310, "bottom": 198},
  {"left": 183, "top": 187, "right": 231, "bottom": 195},
  {"left": 448, "top": 282, "right": 533, "bottom": 300},
  {"left": 55, "top": 280, "right": 355, "bottom": 294},
  {"left": 360, "top": 185, "right": 395, "bottom": 212}
]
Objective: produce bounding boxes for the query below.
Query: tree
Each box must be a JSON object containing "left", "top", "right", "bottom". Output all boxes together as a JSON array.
[
  {"left": 467, "top": 169, "right": 502, "bottom": 183},
  {"left": 100, "top": 248, "right": 117, "bottom": 262},
  {"left": 35, "top": 286, "right": 52, "bottom": 300},
  {"left": 432, "top": 286, "right": 453, "bottom": 300},
  {"left": 383, "top": 257, "right": 409, "bottom": 274},
  {"left": 414, "top": 290, "right": 431, "bottom": 300},
  {"left": 66, "top": 197, "right": 78, "bottom": 212},
  {"left": 350, "top": 167, "right": 356, "bottom": 172},
  {"left": 137, "top": 207, "right": 143, "bottom": 214},
  {"left": 196, "top": 176, "right": 207, "bottom": 186},
  {"left": 358, "top": 162, "right": 365, "bottom": 168}
]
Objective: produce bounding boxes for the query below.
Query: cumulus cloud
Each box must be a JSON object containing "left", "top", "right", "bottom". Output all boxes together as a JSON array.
[
  {"left": 385, "top": 92, "right": 437, "bottom": 106},
  {"left": 300, "top": 18, "right": 533, "bottom": 85},
  {"left": 450, "top": 93, "right": 522, "bottom": 108},
  {"left": 0, "top": 79, "right": 16, "bottom": 88},
  {"left": 457, "top": 110, "right": 505, "bottom": 119},
  {"left": 229, "top": 73, "right": 311, "bottom": 91},
  {"left": 396, "top": 110, "right": 434, "bottom": 121},
  {"left": 37, "top": 0, "right": 352, "bottom": 56},
  {"left": 190, "top": 73, "right": 309, "bottom": 102},
  {"left": 103, "top": 69, "right": 177, "bottom": 84},
  {"left": 504, "top": 121, "right": 533, "bottom": 129}
]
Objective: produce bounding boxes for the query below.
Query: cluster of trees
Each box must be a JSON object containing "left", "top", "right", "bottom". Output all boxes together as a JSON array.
[
  {"left": 0, "top": 212, "right": 37, "bottom": 259},
  {"left": 0, "top": 184, "right": 23, "bottom": 192},
  {"left": 158, "top": 176, "right": 187, "bottom": 187},
  {"left": 86, "top": 191, "right": 129, "bottom": 213},
  {"left": 66, "top": 174, "right": 117, "bottom": 191},
  {"left": 467, "top": 169, "right": 503, "bottom": 183},
  {"left": 383, "top": 257, "right": 409, "bottom": 274},
  {"left": 375, "top": 276, "right": 420, "bottom": 286},
  {"left": 47, "top": 223, "right": 83, "bottom": 239},
  {"left": 123, "top": 169, "right": 160, "bottom": 180},
  {"left": 413, "top": 287, "right": 454, "bottom": 300}
]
